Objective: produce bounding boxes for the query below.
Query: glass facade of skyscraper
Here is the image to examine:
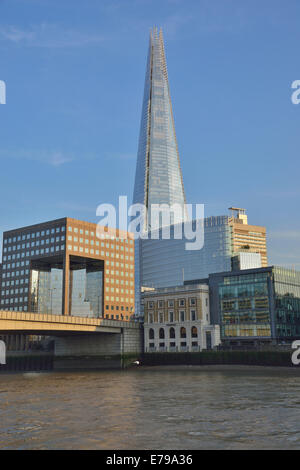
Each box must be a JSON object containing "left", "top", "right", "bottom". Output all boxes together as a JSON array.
[
  {"left": 141, "top": 216, "right": 232, "bottom": 289},
  {"left": 132, "top": 27, "right": 186, "bottom": 227},
  {"left": 132, "top": 28, "right": 187, "bottom": 314}
]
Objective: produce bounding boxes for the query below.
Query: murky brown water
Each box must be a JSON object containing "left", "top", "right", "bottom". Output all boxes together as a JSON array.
[{"left": 0, "top": 366, "right": 300, "bottom": 450}]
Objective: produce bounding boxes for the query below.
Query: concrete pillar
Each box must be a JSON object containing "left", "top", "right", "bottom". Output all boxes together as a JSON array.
[{"left": 62, "top": 253, "right": 70, "bottom": 316}]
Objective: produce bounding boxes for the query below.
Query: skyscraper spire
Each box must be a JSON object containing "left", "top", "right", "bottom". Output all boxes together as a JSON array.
[{"left": 132, "top": 27, "right": 187, "bottom": 231}]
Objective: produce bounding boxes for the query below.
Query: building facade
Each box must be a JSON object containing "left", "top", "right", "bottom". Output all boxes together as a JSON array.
[
  {"left": 229, "top": 207, "right": 267, "bottom": 266},
  {"left": 143, "top": 284, "right": 220, "bottom": 352},
  {"left": 208, "top": 266, "right": 300, "bottom": 345},
  {"left": 139, "top": 210, "right": 267, "bottom": 297},
  {"left": 132, "top": 27, "right": 187, "bottom": 314},
  {"left": 132, "top": 27, "right": 187, "bottom": 229},
  {"left": 0, "top": 218, "right": 135, "bottom": 321}
]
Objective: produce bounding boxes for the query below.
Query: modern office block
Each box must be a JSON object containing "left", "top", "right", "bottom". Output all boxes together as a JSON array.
[
  {"left": 208, "top": 266, "right": 300, "bottom": 345},
  {"left": 0, "top": 218, "right": 135, "bottom": 320},
  {"left": 140, "top": 216, "right": 232, "bottom": 290},
  {"left": 139, "top": 209, "right": 267, "bottom": 296},
  {"left": 142, "top": 284, "right": 220, "bottom": 352}
]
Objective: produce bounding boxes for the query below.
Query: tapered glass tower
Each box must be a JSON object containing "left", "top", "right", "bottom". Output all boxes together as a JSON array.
[
  {"left": 133, "top": 27, "right": 187, "bottom": 314},
  {"left": 132, "top": 27, "right": 187, "bottom": 229}
]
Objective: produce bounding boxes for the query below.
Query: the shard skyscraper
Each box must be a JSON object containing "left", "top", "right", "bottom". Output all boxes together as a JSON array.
[{"left": 133, "top": 27, "right": 187, "bottom": 314}]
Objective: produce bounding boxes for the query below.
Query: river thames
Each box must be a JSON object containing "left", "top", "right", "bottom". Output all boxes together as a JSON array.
[{"left": 0, "top": 365, "right": 300, "bottom": 450}]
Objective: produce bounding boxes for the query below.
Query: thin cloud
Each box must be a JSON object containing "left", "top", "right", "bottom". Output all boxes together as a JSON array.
[
  {"left": 49, "top": 152, "right": 73, "bottom": 167},
  {"left": 110, "top": 153, "right": 136, "bottom": 161},
  {"left": 269, "top": 230, "right": 300, "bottom": 240},
  {"left": 0, "top": 148, "right": 74, "bottom": 166},
  {"left": 0, "top": 23, "right": 108, "bottom": 48},
  {"left": 57, "top": 202, "right": 96, "bottom": 214}
]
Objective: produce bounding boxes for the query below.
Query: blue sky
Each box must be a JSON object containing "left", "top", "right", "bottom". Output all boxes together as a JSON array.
[{"left": 0, "top": 0, "right": 299, "bottom": 267}]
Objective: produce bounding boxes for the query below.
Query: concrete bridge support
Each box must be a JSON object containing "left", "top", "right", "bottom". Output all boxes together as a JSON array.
[{"left": 53, "top": 326, "right": 143, "bottom": 370}]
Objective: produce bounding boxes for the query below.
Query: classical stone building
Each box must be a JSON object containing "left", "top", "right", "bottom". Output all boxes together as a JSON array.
[{"left": 142, "top": 284, "right": 220, "bottom": 352}]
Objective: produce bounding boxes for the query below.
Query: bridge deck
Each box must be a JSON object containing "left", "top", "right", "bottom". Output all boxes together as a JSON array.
[{"left": 0, "top": 310, "right": 140, "bottom": 334}]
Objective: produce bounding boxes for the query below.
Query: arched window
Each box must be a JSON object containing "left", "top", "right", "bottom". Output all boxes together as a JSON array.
[
  {"left": 159, "top": 328, "right": 165, "bottom": 339},
  {"left": 169, "top": 327, "right": 175, "bottom": 339},
  {"left": 149, "top": 328, "right": 154, "bottom": 340},
  {"left": 191, "top": 326, "right": 198, "bottom": 338},
  {"left": 180, "top": 327, "right": 186, "bottom": 338}
]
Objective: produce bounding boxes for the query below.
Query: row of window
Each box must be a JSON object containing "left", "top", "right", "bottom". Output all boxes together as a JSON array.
[
  {"left": 67, "top": 245, "right": 133, "bottom": 262},
  {"left": 1, "top": 306, "right": 28, "bottom": 312},
  {"left": 148, "top": 310, "right": 198, "bottom": 323},
  {"left": 2, "top": 245, "right": 65, "bottom": 262},
  {"left": 2, "top": 278, "right": 29, "bottom": 287},
  {"left": 1, "top": 288, "right": 28, "bottom": 295},
  {"left": 3, "top": 226, "right": 66, "bottom": 245},
  {"left": 149, "top": 326, "right": 199, "bottom": 340},
  {"left": 104, "top": 296, "right": 134, "bottom": 303},
  {"left": 105, "top": 287, "right": 134, "bottom": 294},
  {"left": 105, "top": 269, "right": 133, "bottom": 277},
  {"left": 67, "top": 236, "right": 133, "bottom": 251},
  {"left": 2, "top": 260, "right": 30, "bottom": 270},
  {"left": 3, "top": 236, "right": 66, "bottom": 253},
  {"left": 106, "top": 278, "right": 133, "bottom": 286},
  {"left": 104, "top": 314, "right": 130, "bottom": 320},
  {"left": 68, "top": 226, "right": 134, "bottom": 243},
  {"left": 1, "top": 297, "right": 28, "bottom": 305},
  {"left": 147, "top": 298, "right": 198, "bottom": 309},
  {"left": 148, "top": 342, "right": 199, "bottom": 349},
  {"left": 2, "top": 270, "right": 30, "bottom": 278},
  {"left": 105, "top": 305, "right": 133, "bottom": 312}
]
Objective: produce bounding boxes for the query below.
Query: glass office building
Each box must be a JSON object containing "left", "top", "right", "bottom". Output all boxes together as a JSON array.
[
  {"left": 141, "top": 216, "right": 232, "bottom": 289},
  {"left": 273, "top": 267, "right": 300, "bottom": 338},
  {"left": 208, "top": 266, "right": 300, "bottom": 344}
]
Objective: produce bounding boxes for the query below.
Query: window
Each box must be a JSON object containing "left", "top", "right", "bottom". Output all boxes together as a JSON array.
[
  {"left": 191, "top": 326, "right": 198, "bottom": 338},
  {"left": 158, "top": 300, "right": 164, "bottom": 308},
  {"left": 169, "top": 327, "right": 175, "bottom": 339},
  {"left": 169, "top": 311, "right": 174, "bottom": 322},
  {"left": 159, "top": 328, "right": 165, "bottom": 339},
  {"left": 168, "top": 300, "right": 174, "bottom": 307},
  {"left": 179, "top": 299, "right": 185, "bottom": 307},
  {"left": 190, "top": 298, "right": 196, "bottom": 306},
  {"left": 149, "top": 328, "right": 155, "bottom": 340},
  {"left": 180, "top": 327, "right": 186, "bottom": 338},
  {"left": 191, "top": 310, "right": 196, "bottom": 321},
  {"left": 159, "top": 312, "right": 164, "bottom": 323},
  {"left": 180, "top": 310, "right": 185, "bottom": 322}
]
